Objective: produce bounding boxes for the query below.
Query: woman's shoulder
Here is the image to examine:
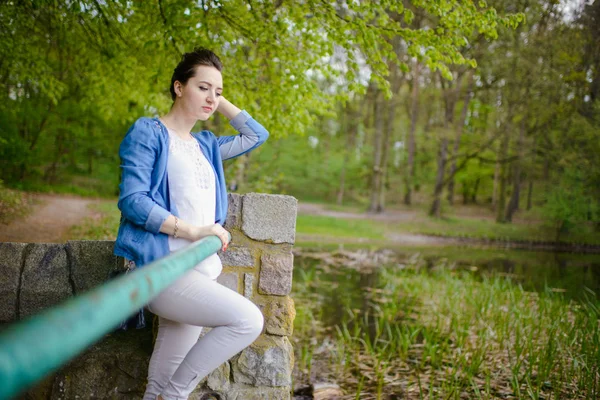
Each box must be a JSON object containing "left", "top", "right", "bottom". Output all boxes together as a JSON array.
[
  {"left": 129, "top": 117, "right": 161, "bottom": 134},
  {"left": 192, "top": 129, "right": 218, "bottom": 144}
]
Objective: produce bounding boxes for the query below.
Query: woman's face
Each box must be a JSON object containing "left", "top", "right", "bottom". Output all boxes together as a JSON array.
[{"left": 175, "top": 65, "right": 223, "bottom": 121}]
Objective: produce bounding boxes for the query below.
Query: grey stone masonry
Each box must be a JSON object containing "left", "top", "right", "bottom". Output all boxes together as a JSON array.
[
  {"left": 232, "top": 335, "right": 294, "bottom": 387},
  {"left": 225, "top": 193, "right": 243, "bottom": 229},
  {"left": 13, "top": 192, "right": 297, "bottom": 400},
  {"left": 67, "top": 240, "right": 123, "bottom": 294},
  {"left": 242, "top": 193, "right": 297, "bottom": 244},
  {"left": 0, "top": 242, "right": 27, "bottom": 321},
  {"left": 218, "top": 246, "right": 254, "bottom": 267},
  {"left": 20, "top": 243, "right": 72, "bottom": 318},
  {"left": 259, "top": 253, "right": 294, "bottom": 296}
]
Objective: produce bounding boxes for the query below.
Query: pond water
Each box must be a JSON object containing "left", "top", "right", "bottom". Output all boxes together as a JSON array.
[
  {"left": 291, "top": 245, "right": 600, "bottom": 398},
  {"left": 293, "top": 245, "right": 600, "bottom": 328}
]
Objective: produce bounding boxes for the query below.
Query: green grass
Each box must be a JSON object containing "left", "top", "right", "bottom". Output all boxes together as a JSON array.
[
  {"left": 296, "top": 214, "right": 386, "bottom": 240},
  {"left": 392, "top": 214, "right": 599, "bottom": 245},
  {"left": 292, "top": 253, "right": 600, "bottom": 399},
  {"left": 296, "top": 209, "right": 600, "bottom": 246},
  {"left": 67, "top": 201, "right": 120, "bottom": 240},
  {"left": 0, "top": 182, "right": 35, "bottom": 224}
]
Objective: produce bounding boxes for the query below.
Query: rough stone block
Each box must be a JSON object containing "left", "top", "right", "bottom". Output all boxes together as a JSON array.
[
  {"left": 226, "top": 193, "right": 243, "bottom": 229},
  {"left": 206, "top": 361, "right": 230, "bottom": 392},
  {"left": 227, "top": 386, "right": 291, "bottom": 400},
  {"left": 217, "top": 272, "right": 239, "bottom": 293},
  {"left": 259, "top": 253, "right": 293, "bottom": 296},
  {"left": 265, "top": 297, "right": 296, "bottom": 336},
  {"left": 242, "top": 193, "right": 297, "bottom": 244},
  {"left": 20, "top": 243, "right": 72, "bottom": 318},
  {"left": 38, "top": 329, "right": 152, "bottom": 400},
  {"left": 0, "top": 242, "right": 27, "bottom": 321},
  {"left": 218, "top": 246, "right": 253, "bottom": 268},
  {"left": 244, "top": 273, "right": 254, "bottom": 299},
  {"left": 233, "top": 335, "right": 294, "bottom": 387},
  {"left": 67, "top": 240, "right": 122, "bottom": 294}
]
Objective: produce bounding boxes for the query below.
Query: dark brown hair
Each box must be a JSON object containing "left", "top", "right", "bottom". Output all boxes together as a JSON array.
[{"left": 170, "top": 48, "right": 223, "bottom": 101}]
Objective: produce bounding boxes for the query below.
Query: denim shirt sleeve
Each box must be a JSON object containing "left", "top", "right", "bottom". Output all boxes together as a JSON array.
[
  {"left": 117, "top": 118, "right": 170, "bottom": 234},
  {"left": 217, "top": 110, "right": 269, "bottom": 160}
]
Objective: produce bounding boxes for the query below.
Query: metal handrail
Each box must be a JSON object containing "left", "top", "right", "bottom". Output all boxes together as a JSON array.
[{"left": 0, "top": 235, "right": 224, "bottom": 399}]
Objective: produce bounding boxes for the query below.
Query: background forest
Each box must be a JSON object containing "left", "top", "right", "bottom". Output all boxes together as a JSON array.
[{"left": 0, "top": 0, "right": 598, "bottom": 241}]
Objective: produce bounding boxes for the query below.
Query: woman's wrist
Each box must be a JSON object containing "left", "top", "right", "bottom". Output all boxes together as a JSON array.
[{"left": 217, "top": 97, "right": 242, "bottom": 120}]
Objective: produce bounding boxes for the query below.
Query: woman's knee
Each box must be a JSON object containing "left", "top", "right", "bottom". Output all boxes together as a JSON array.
[{"left": 236, "top": 301, "right": 264, "bottom": 338}]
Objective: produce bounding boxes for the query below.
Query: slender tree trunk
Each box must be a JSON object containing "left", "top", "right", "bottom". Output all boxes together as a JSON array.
[
  {"left": 368, "top": 89, "right": 384, "bottom": 212},
  {"left": 505, "top": 117, "right": 526, "bottom": 221},
  {"left": 526, "top": 181, "right": 534, "bottom": 210},
  {"left": 429, "top": 74, "right": 456, "bottom": 217},
  {"left": 492, "top": 156, "right": 500, "bottom": 209},
  {"left": 429, "top": 137, "right": 449, "bottom": 217},
  {"left": 404, "top": 60, "right": 420, "bottom": 205},
  {"left": 447, "top": 73, "right": 473, "bottom": 205},
  {"left": 496, "top": 130, "right": 510, "bottom": 223},
  {"left": 337, "top": 102, "right": 356, "bottom": 205},
  {"left": 471, "top": 177, "right": 480, "bottom": 204}
]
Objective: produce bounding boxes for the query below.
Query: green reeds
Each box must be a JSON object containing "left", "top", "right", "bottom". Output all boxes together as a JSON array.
[{"left": 293, "top": 254, "right": 600, "bottom": 399}]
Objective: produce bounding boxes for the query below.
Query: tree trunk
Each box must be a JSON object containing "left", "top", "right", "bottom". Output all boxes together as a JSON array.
[
  {"left": 429, "top": 74, "right": 457, "bottom": 217},
  {"left": 447, "top": 72, "right": 473, "bottom": 205},
  {"left": 429, "top": 137, "right": 449, "bottom": 217},
  {"left": 471, "top": 177, "right": 481, "bottom": 204},
  {"left": 404, "top": 60, "right": 420, "bottom": 205},
  {"left": 505, "top": 117, "right": 526, "bottom": 221},
  {"left": 368, "top": 89, "right": 384, "bottom": 213},
  {"left": 526, "top": 181, "right": 533, "bottom": 210},
  {"left": 492, "top": 153, "right": 500, "bottom": 209},
  {"left": 337, "top": 102, "right": 356, "bottom": 205},
  {"left": 496, "top": 130, "right": 510, "bottom": 223}
]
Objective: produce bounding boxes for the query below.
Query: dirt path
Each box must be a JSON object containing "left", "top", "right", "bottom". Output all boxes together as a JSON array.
[{"left": 0, "top": 194, "right": 99, "bottom": 243}]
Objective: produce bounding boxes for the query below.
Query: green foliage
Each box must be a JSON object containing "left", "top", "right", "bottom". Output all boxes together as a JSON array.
[
  {"left": 293, "top": 253, "right": 600, "bottom": 398},
  {"left": 543, "top": 168, "right": 600, "bottom": 240},
  {"left": 0, "top": 180, "right": 33, "bottom": 224}
]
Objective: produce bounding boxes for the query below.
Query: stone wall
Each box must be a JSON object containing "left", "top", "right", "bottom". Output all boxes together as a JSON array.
[{"left": 0, "top": 193, "right": 298, "bottom": 400}]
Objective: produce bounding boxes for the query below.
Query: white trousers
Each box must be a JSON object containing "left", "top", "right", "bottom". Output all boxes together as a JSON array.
[{"left": 141, "top": 265, "right": 264, "bottom": 400}]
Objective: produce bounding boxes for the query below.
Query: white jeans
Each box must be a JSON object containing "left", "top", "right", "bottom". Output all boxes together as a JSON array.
[{"left": 141, "top": 265, "right": 264, "bottom": 400}]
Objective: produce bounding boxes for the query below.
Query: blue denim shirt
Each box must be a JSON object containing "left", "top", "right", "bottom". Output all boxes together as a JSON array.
[{"left": 113, "top": 110, "right": 268, "bottom": 267}]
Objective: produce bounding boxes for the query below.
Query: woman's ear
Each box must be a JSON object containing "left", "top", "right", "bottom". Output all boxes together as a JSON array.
[{"left": 174, "top": 81, "right": 183, "bottom": 97}]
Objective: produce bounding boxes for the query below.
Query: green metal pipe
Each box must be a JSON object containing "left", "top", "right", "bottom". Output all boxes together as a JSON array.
[{"left": 0, "top": 235, "right": 225, "bottom": 399}]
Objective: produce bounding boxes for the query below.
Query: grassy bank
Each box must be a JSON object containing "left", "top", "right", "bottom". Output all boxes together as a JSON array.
[
  {"left": 296, "top": 211, "right": 600, "bottom": 246},
  {"left": 292, "top": 253, "right": 600, "bottom": 399}
]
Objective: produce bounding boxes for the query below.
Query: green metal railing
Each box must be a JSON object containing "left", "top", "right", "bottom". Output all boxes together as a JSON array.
[{"left": 0, "top": 235, "right": 225, "bottom": 399}]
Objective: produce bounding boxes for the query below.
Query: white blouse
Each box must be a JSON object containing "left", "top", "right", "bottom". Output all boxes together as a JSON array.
[{"left": 167, "top": 128, "right": 222, "bottom": 279}]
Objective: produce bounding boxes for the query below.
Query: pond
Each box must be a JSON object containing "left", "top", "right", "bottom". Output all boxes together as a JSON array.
[{"left": 291, "top": 245, "right": 600, "bottom": 399}]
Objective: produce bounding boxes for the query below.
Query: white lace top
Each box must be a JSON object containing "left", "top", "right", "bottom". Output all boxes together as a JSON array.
[{"left": 167, "top": 128, "right": 222, "bottom": 279}]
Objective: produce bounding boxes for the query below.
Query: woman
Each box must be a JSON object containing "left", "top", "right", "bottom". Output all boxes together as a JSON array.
[{"left": 113, "top": 48, "right": 268, "bottom": 400}]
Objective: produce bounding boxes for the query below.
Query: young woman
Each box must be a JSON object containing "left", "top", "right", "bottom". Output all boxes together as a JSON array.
[{"left": 113, "top": 48, "right": 268, "bottom": 400}]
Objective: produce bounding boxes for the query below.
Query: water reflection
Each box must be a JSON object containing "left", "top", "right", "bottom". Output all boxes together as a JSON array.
[{"left": 293, "top": 247, "right": 600, "bottom": 330}]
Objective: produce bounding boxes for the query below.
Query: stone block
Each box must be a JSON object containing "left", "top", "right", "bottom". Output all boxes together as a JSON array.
[
  {"left": 218, "top": 246, "right": 253, "bottom": 268},
  {"left": 259, "top": 253, "right": 293, "bottom": 296},
  {"left": 20, "top": 243, "right": 72, "bottom": 318},
  {"left": 217, "top": 272, "right": 239, "bottom": 293},
  {"left": 67, "top": 240, "right": 122, "bottom": 294},
  {"left": 242, "top": 193, "right": 297, "bottom": 244},
  {"left": 226, "top": 193, "right": 243, "bottom": 229},
  {"left": 42, "top": 329, "right": 152, "bottom": 399},
  {"left": 244, "top": 273, "right": 254, "bottom": 299},
  {"left": 0, "top": 242, "right": 27, "bottom": 321},
  {"left": 227, "top": 386, "right": 291, "bottom": 400},
  {"left": 265, "top": 297, "right": 296, "bottom": 336},
  {"left": 233, "top": 335, "right": 294, "bottom": 387},
  {"left": 207, "top": 361, "right": 230, "bottom": 392}
]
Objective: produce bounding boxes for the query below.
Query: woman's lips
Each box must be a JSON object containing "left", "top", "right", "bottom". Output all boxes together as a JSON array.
[{"left": 202, "top": 107, "right": 213, "bottom": 112}]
